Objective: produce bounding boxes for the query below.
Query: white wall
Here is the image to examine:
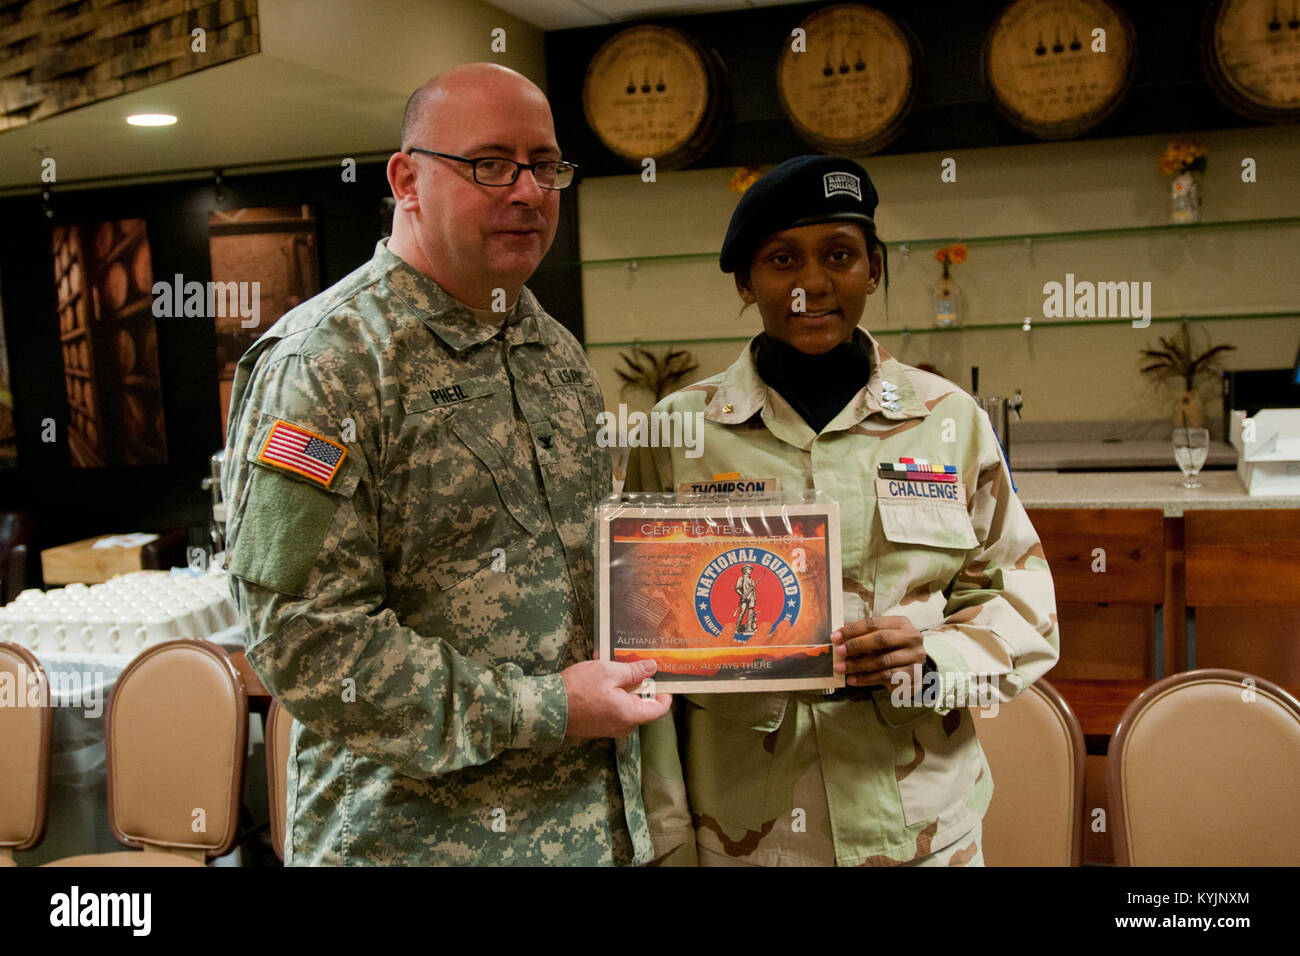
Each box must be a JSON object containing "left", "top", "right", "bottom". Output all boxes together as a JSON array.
[{"left": 575, "top": 124, "right": 1300, "bottom": 422}]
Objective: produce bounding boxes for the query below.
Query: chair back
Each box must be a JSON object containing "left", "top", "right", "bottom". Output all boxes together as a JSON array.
[
  {"left": 1108, "top": 668, "right": 1300, "bottom": 865},
  {"left": 974, "top": 678, "right": 1085, "bottom": 866},
  {"left": 0, "top": 642, "right": 53, "bottom": 862},
  {"left": 106, "top": 639, "right": 247, "bottom": 862},
  {"left": 265, "top": 699, "right": 295, "bottom": 862}
]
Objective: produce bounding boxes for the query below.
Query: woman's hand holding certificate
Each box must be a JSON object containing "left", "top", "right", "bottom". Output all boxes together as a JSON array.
[{"left": 831, "top": 615, "right": 927, "bottom": 688}]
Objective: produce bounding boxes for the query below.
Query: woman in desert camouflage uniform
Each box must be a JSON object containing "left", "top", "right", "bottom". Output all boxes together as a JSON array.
[{"left": 624, "top": 156, "right": 1060, "bottom": 866}]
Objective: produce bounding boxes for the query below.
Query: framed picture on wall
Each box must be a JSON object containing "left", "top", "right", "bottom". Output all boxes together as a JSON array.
[
  {"left": 208, "top": 205, "right": 320, "bottom": 436},
  {"left": 51, "top": 218, "right": 167, "bottom": 468}
]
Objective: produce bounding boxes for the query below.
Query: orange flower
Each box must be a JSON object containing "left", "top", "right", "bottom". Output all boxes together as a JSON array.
[
  {"left": 1158, "top": 139, "right": 1207, "bottom": 176},
  {"left": 728, "top": 166, "right": 763, "bottom": 194},
  {"left": 934, "top": 247, "right": 949, "bottom": 264},
  {"left": 948, "top": 243, "right": 967, "bottom": 265}
]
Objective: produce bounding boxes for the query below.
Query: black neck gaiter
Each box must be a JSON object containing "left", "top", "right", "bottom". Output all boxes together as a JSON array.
[{"left": 754, "top": 331, "right": 873, "bottom": 434}]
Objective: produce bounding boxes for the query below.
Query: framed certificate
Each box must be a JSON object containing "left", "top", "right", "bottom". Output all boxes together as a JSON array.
[{"left": 597, "top": 497, "right": 844, "bottom": 694}]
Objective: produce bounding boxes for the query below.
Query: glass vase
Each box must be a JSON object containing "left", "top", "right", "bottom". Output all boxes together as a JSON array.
[
  {"left": 1171, "top": 171, "right": 1200, "bottom": 224},
  {"left": 933, "top": 274, "right": 961, "bottom": 328}
]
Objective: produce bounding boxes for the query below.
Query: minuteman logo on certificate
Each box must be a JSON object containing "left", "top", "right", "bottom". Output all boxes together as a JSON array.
[{"left": 597, "top": 497, "right": 844, "bottom": 694}]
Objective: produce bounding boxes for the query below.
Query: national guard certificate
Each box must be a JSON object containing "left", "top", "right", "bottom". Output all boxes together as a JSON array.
[{"left": 597, "top": 498, "right": 844, "bottom": 694}]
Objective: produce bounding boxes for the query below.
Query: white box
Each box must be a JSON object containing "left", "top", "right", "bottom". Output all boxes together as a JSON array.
[{"left": 1235, "top": 408, "right": 1300, "bottom": 496}]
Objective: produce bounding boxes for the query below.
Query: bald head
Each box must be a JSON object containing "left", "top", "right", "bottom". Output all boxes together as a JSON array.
[
  {"left": 401, "top": 63, "right": 547, "bottom": 150},
  {"left": 386, "top": 62, "right": 563, "bottom": 309}
]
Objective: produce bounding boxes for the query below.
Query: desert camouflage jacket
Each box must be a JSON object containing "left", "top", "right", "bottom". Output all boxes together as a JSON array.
[
  {"left": 624, "top": 330, "right": 1059, "bottom": 865},
  {"left": 223, "top": 240, "right": 651, "bottom": 865}
]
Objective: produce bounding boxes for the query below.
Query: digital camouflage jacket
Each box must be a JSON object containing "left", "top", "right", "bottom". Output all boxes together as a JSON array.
[{"left": 223, "top": 241, "right": 651, "bottom": 865}]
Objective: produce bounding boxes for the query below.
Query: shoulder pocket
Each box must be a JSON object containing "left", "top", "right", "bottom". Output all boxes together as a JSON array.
[
  {"left": 227, "top": 414, "right": 363, "bottom": 597},
  {"left": 227, "top": 465, "right": 346, "bottom": 597}
]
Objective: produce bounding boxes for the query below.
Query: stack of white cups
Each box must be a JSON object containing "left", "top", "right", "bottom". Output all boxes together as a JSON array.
[{"left": 0, "top": 569, "right": 237, "bottom": 657}]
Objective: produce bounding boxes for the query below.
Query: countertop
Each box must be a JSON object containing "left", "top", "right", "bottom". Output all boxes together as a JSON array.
[
  {"left": 1014, "top": 470, "right": 1300, "bottom": 516},
  {"left": 1010, "top": 439, "right": 1238, "bottom": 472}
]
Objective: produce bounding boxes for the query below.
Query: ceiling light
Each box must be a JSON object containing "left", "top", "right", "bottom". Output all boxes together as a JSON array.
[{"left": 126, "top": 113, "right": 177, "bottom": 126}]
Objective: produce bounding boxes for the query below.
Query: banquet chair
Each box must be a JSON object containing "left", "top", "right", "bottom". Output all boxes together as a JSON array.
[
  {"left": 0, "top": 643, "right": 53, "bottom": 866},
  {"left": 1108, "top": 668, "right": 1300, "bottom": 866},
  {"left": 265, "top": 698, "right": 295, "bottom": 862},
  {"left": 973, "top": 678, "right": 1085, "bottom": 866},
  {"left": 42, "top": 639, "right": 248, "bottom": 867}
]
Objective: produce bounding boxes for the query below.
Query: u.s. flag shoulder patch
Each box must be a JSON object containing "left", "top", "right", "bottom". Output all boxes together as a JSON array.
[{"left": 257, "top": 419, "right": 348, "bottom": 490}]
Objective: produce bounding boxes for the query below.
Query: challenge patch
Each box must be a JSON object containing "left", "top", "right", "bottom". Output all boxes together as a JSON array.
[
  {"left": 875, "top": 476, "right": 967, "bottom": 505},
  {"left": 695, "top": 547, "right": 802, "bottom": 644},
  {"left": 823, "top": 171, "right": 862, "bottom": 201},
  {"left": 257, "top": 419, "right": 347, "bottom": 489}
]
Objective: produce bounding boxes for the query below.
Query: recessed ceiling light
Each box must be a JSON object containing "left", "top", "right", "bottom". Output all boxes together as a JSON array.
[{"left": 126, "top": 113, "right": 177, "bottom": 126}]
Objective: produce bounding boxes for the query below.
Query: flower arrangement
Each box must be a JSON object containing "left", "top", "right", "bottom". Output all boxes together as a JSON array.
[
  {"left": 728, "top": 166, "right": 764, "bottom": 194},
  {"left": 1158, "top": 139, "right": 1207, "bottom": 177},
  {"left": 1139, "top": 322, "right": 1234, "bottom": 391},
  {"left": 616, "top": 345, "right": 700, "bottom": 402},
  {"left": 933, "top": 243, "right": 967, "bottom": 279},
  {"left": 1139, "top": 321, "right": 1235, "bottom": 427}
]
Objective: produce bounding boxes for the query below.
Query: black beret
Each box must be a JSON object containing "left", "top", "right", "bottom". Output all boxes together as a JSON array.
[{"left": 719, "top": 155, "right": 879, "bottom": 274}]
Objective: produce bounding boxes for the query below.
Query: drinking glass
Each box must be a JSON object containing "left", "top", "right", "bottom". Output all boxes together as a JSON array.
[{"left": 1172, "top": 427, "right": 1210, "bottom": 489}]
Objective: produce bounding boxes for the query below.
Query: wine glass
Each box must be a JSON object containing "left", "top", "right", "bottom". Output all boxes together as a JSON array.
[{"left": 1172, "top": 427, "right": 1209, "bottom": 489}]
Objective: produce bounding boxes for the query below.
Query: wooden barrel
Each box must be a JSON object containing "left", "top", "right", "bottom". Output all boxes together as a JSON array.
[
  {"left": 1202, "top": 0, "right": 1300, "bottom": 122},
  {"left": 582, "top": 24, "right": 728, "bottom": 170},
  {"left": 777, "top": 3, "right": 920, "bottom": 155},
  {"left": 984, "top": 0, "right": 1138, "bottom": 140}
]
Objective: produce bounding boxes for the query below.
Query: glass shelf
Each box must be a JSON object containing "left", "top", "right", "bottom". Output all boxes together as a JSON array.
[
  {"left": 584, "top": 310, "right": 1299, "bottom": 349},
  {"left": 572, "top": 215, "right": 1300, "bottom": 268}
]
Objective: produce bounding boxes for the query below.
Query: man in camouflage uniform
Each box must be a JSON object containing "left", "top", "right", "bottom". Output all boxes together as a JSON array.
[{"left": 223, "top": 63, "right": 669, "bottom": 865}]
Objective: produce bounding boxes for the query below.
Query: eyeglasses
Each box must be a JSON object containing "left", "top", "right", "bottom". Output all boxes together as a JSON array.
[{"left": 406, "top": 148, "right": 577, "bottom": 190}]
